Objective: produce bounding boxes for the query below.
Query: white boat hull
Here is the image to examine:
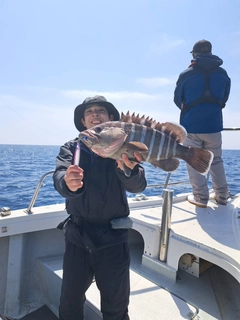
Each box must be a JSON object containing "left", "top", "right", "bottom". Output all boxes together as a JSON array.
[{"left": 1, "top": 192, "right": 240, "bottom": 319}]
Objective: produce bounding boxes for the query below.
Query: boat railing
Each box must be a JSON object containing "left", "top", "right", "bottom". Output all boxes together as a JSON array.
[
  {"left": 25, "top": 171, "right": 55, "bottom": 214},
  {"left": 223, "top": 127, "right": 240, "bottom": 130},
  {"left": 24, "top": 170, "right": 178, "bottom": 265},
  {"left": 25, "top": 171, "right": 189, "bottom": 214},
  {"left": 24, "top": 170, "right": 176, "bottom": 266}
]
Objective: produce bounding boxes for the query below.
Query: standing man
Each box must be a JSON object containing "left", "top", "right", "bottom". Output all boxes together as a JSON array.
[
  {"left": 53, "top": 95, "right": 147, "bottom": 320},
  {"left": 174, "top": 40, "right": 231, "bottom": 208}
]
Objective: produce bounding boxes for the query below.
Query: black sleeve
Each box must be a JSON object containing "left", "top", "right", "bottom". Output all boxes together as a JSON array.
[{"left": 115, "top": 164, "right": 147, "bottom": 193}]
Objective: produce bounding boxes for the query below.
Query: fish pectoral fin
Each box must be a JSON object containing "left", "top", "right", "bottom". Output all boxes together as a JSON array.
[
  {"left": 123, "top": 163, "right": 132, "bottom": 177},
  {"left": 126, "top": 142, "right": 149, "bottom": 152},
  {"left": 150, "top": 158, "right": 180, "bottom": 172}
]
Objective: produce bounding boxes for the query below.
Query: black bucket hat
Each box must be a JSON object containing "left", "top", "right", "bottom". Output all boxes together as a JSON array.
[
  {"left": 190, "top": 39, "right": 212, "bottom": 54},
  {"left": 74, "top": 95, "right": 120, "bottom": 132}
]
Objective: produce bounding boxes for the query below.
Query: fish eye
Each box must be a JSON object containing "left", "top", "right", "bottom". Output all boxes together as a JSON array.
[{"left": 94, "top": 126, "right": 102, "bottom": 133}]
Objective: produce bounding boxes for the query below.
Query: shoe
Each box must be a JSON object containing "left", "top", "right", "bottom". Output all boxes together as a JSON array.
[
  {"left": 187, "top": 195, "right": 207, "bottom": 208},
  {"left": 215, "top": 197, "right": 229, "bottom": 205},
  {"left": 209, "top": 193, "right": 229, "bottom": 205}
]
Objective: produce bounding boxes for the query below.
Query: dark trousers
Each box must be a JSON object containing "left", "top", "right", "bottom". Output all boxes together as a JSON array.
[{"left": 59, "top": 240, "right": 130, "bottom": 320}]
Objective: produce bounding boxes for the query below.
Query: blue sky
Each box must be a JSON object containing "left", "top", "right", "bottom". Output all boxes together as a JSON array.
[{"left": 1, "top": 0, "right": 240, "bottom": 148}]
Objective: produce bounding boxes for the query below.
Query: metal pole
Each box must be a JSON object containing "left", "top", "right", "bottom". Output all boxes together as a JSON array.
[
  {"left": 161, "top": 172, "right": 171, "bottom": 197},
  {"left": 159, "top": 189, "right": 173, "bottom": 262}
]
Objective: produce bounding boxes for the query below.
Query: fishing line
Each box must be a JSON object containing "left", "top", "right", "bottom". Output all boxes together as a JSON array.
[{"left": 8, "top": 105, "right": 64, "bottom": 138}]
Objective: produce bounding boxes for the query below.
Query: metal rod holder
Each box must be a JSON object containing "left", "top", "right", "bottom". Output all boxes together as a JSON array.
[{"left": 159, "top": 189, "right": 173, "bottom": 262}]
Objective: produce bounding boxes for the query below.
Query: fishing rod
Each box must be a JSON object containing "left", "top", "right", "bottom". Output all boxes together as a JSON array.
[{"left": 223, "top": 127, "right": 240, "bottom": 130}]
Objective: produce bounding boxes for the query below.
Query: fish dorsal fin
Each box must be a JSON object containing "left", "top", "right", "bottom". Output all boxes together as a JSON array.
[
  {"left": 120, "top": 113, "right": 187, "bottom": 143},
  {"left": 120, "top": 111, "right": 131, "bottom": 123},
  {"left": 121, "top": 112, "right": 157, "bottom": 128},
  {"left": 156, "top": 122, "right": 187, "bottom": 143}
]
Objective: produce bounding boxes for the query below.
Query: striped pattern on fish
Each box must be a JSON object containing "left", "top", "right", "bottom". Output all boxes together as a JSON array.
[
  {"left": 119, "top": 121, "right": 180, "bottom": 162},
  {"left": 79, "top": 112, "right": 213, "bottom": 176}
]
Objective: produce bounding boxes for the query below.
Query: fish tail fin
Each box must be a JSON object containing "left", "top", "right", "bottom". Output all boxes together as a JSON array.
[{"left": 181, "top": 147, "right": 214, "bottom": 175}]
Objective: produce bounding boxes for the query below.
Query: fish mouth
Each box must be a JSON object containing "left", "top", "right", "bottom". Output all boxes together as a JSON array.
[{"left": 79, "top": 131, "right": 100, "bottom": 147}]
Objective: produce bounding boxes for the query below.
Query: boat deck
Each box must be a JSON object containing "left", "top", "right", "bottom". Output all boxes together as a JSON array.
[
  {"left": 129, "top": 192, "right": 240, "bottom": 283},
  {"left": 40, "top": 257, "right": 197, "bottom": 320}
]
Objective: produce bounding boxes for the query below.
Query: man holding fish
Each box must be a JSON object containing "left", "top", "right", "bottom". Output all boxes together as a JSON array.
[{"left": 53, "top": 95, "right": 147, "bottom": 320}]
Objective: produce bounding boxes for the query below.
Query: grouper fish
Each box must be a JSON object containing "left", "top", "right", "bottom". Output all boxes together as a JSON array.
[{"left": 79, "top": 112, "right": 213, "bottom": 176}]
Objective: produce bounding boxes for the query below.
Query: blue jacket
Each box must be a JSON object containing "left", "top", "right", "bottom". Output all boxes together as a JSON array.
[{"left": 174, "top": 54, "right": 231, "bottom": 133}]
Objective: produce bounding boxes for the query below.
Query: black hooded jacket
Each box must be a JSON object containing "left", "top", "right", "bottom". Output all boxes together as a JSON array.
[{"left": 53, "top": 138, "right": 147, "bottom": 250}]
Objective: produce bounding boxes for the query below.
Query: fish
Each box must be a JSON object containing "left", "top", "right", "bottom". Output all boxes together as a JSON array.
[{"left": 79, "top": 112, "right": 214, "bottom": 177}]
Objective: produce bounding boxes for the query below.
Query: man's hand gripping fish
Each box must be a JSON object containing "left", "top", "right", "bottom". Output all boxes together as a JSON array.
[{"left": 79, "top": 112, "right": 214, "bottom": 177}]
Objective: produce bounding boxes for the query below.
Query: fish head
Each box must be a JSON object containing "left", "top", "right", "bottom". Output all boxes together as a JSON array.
[{"left": 79, "top": 123, "right": 127, "bottom": 157}]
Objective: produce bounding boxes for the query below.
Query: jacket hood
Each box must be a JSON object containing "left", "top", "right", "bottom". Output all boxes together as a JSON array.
[{"left": 192, "top": 54, "right": 223, "bottom": 70}]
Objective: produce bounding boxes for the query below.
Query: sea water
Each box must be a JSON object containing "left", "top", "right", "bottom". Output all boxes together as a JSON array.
[{"left": 0, "top": 144, "right": 239, "bottom": 211}]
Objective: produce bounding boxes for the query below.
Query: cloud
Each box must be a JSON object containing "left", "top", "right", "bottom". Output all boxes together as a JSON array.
[
  {"left": 61, "top": 89, "right": 176, "bottom": 114},
  {"left": 61, "top": 89, "right": 161, "bottom": 110},
  {"left": 0, "top": 92, "right": 76, "bottom": 145},
  {"left": 62, "top": 89, "right": 156, "bottom": 101},
  {"left": 1, "top": 87, "right": 240, "bottom": 149}
]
